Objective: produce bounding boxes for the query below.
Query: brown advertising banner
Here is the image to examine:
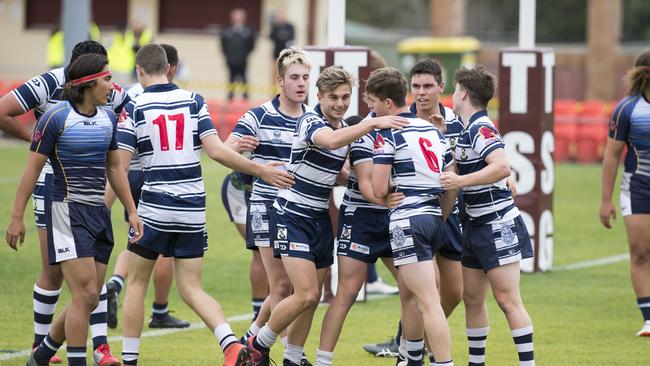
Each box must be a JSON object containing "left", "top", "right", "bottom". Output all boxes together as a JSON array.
[
  {"left": 498, "top": 48, "right": 555, "bottom": 272},
  {"left": 303, "top": 46, "right": 371, "bottom": 118}
]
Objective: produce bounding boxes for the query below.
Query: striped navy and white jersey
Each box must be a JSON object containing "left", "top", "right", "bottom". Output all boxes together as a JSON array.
[
  {"left": 373, "top": 112, "right": 453, "bottom": 220},
  {"left": 118, "top": 83, "right": 216, "bottom": 233},
  {"left": 454, "top": 110, "right": 519, "bottom": 225},
  {"left": 410, "top": 102, "right": 464, "bottom": 214},
  {"left": 609, "top": 94, "right": 650, "bottom": 176},
  {"left": 274, "top": 105, "right": 348, "bottom": 217},
  {"left": 30, "top": 101, "right": 118, "bottom": 205},
  {"left": 341, "top": 129, "right": 386, "bottom": 210},
  {"left": 230, "top": 95, "right": 308, "bottom": 202},
  {"left": 12, "top": 67, "right": 130, "bottom": 174},
  {"left": 121, "top": 83, "right": 146, "bottom": 171}
]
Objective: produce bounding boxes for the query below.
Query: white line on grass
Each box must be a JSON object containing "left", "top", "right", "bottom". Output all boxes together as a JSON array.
[{"left": 0, "top": 254, "right": 630, "bottom": 362}]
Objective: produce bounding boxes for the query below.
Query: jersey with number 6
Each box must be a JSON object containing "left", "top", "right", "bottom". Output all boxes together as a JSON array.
[
  {"left": 373, "top": 112, "right": 453, "bottom": 220},
  {"left": 118, "top": 83, "right": 217, "bottom": 233}
]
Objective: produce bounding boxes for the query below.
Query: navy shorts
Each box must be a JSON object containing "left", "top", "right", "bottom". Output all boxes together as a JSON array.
[
  {"left": 620, "top": 172, "right": 650, "bottom": 216},
  {"left": 461, "top": 215, "right": 533, "bottom": 271},
  {"left": 246, "top": 200, "right": 274, "bottom": 250},
  {"left": 439, "top": 212, "right": 463, "bottom": 261},
  {"left": 389, "top": 214, "right": 444, "bottom": 267},
  {"left": 336, "top": 205, "right": 392, "bottom": 263},
  {"left": 47, "top": 201, "right": 114, "bottom": 265},
  {"left": 129, "top": 225, "right": 208, "bottom": 259},
  {"left": 271, "top": 208, "right": 334, "bottom": 269},
  {"left": 123, "top": 170, "right": 144, "bottom": 222},
  {"left": 33, "top": 171, "right": 53, "bottom": 229}
]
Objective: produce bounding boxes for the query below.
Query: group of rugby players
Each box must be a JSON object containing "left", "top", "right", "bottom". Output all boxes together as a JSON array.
[{"left": 1, "top": 39, "right": 538, "bottom": 366}]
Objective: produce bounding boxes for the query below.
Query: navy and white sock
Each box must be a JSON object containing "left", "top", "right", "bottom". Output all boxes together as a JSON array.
[
  {"left": 254, "top": 325, "right": 278, "bottom": 352},
  {"left": 32, "top": 285, "right": 61, "bottom": 348},
  {"left": 33, "top": 334, "right": 61, "bottom": 364},
  {"left": 90, "top": 285, "right": 108, "bottom": 349},
  {"left": 284, "top": 343, "right": 303, "bottom": 364},
  {"left": 511, "top": 325, "right": 535, "bottom": 366},
  {"left": 122, "top": 337, "right": 140, "bottom": 365},
  {"left": 397, "top": 337, "right": 407, "bottom": 362},
  {"left": 107, "top": 275, "right": 124, "bottom": 294},
  {"left": 67, "top": 346, "right": 87, "bottom": 366},
  {"left": 637, "top": 297, "right": 650, "bottom": 322},
  {"left": 214, "top": 323, "right": 239, "bottom": 353},
  {"left": 245, "top": 322, "right": 261, "bottom": 342},
  {"left": 152, "top": 302, "right": 169, "bottom": 319},
  {"left": 467, "top": 326, "right": 489, "bottom": 366},
  {"left": 252, "top": 297, "right": 264, "bottom": 321},
  {"left": 405, "top": 338, "right": 424, "bottom": 366},
  {"left": 315, "top": 349, "right": 333, "bottom": 366},
  {"left": 433, "top": 361, "right": 454, "bottom": 366}
]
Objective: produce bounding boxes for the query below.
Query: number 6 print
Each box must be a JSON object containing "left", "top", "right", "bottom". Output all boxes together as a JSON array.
[{"left": 418, "top": 137, "right": 440, "bottom": 173}]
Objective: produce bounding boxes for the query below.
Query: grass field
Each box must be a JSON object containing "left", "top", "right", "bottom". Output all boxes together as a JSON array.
[{"left": 0, "top": 143, "right": 644, "bottom": 365}]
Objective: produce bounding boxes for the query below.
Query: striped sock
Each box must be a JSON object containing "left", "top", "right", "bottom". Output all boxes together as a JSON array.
[
  {"left": 638, "top": 297, "right": 650, "bottom": 321},
  {"left": 283, "top": 343, "right": 303, "bottom": 364},
  {"left": 108, "top": 275, "right": 124, "bottom": 294},
  {"left": 122, "top": 337, "right": 140, "bottom": 366},
  {"left": 32, "top": 285, "right": 61, "bottom": 348},
  {"left": 511, "top": 325, "right": 535, "bottom": 366},
  {"left": 214, "top": 323, "right": 239, "bottom": 352},
  {"left": 398, "top": 337, "right": 407, "bottom": 362},
  {"left": 152, "top": 302, "right": 169, "bottom": 319},
  {"left": 33, "top": 334, "right": 61, "bottom": 364},
  {"left": 315, "top": 349, "right": 333, "bottom": 366},
  {"left": 467, "top": 326, "right": 489, "bottom": 366},
  {"left": 67, "top": 346, "right": 87, "bottom": 366},
  {"left": 405, "top": 338, "right": 424, "bottom": 365},
  {"left": 252, "top": 297, "right": 264, "bottom": 321},
  {"left": 245, "top": 322, "right": 261, "bottom": 341},
  {"left": 90, "top": 285, "right": 108, "bottom": 349}
]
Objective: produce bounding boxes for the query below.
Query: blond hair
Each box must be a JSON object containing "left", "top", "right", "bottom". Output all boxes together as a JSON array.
[
  {"left": 627, "top": 51, "right": 650, "bottom": 96},
  {"left": 316, "top": 66, "right": 355, "bottom": 93},
  {"left": 277, "top": 47, "right": 311, "bottom": 77}
]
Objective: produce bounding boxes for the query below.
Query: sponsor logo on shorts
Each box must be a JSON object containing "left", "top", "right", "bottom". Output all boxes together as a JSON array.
[
  {"left": 338, "top": 242, "right": 347, "bottom": 250},
  {"left": 341, "top": 226, "right": 351, "bottom": 240},
  {"left": 57, "top": 247, "right": 70, "bottom": 254},
  {"left": 289, "top": 242, "right": 310, "bottom": 252},
  {"left": 350, "top": 242, "right": 370, "bottom": 255},
  {"left": 277, "top": 226, "right": 287, "bottom": 240}
]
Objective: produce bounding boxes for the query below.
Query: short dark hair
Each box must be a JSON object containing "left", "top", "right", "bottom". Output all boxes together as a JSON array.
[
  {"left": 70, "top": 40, "right": 107, "bottom": 64},
  {"left": 409, "top": 59, "right": 443, "bottom": 85},
  {"left": 365, "top": 67, "right": 407, "bottom": 108},
  {"left": 135, "top": 44, "right": 168, "bottom": 76},
  {"left": 160, "top": 44, "right": 179, "bottom": 66},
  {"left": 453, "top": 66, "right": 495, "bottom": 109},
  {"left": 627, "top": 51, "right": 650, "bottom": 96},
  {"left": 63, "top": 54, "right": 109, "bottom": 105}
]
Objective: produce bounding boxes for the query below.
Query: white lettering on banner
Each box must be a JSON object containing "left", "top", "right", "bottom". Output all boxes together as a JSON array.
[
  {"left": 542, "top": 52, "right": 556, "bottom": 113},
  {"left": 333, "top": 51, "right": 368, "bottom": 117},
  {"left": 504, "top": 131, "right": 535, "bottom": 195},
  {"left": 502, "top": 53, "right": 537, "bottom": 114},
  {"left": 538, "top": 209, "right": 554, "bottom": 271},
  {"left": 541, "top": 131, "right": 555, "bottom": 194},
  {"left": 520, "top": 211, "right": 535, "bottom": 273}
]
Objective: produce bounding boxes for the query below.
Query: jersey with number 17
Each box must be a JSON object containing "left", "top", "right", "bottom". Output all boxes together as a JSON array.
[{"left": 117, "top": 83, "right": 217, "bottom": 233}]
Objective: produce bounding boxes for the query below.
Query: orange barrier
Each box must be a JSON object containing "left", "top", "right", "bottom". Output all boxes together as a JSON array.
[
  {"left": 553, "top": 99, "right": 578, "bottom": 162},
  {"left": 576, "top": 100, "right": 609, "bottom": 163}
]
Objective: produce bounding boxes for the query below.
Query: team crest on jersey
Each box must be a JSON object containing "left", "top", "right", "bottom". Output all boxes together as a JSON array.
[
  {"left": 460, "top": 148, "right": 467, "bottom": 160},
  {"left": 449, "top": 137, "right": 457, "bottom": 151},
  {"left": 500, "top": 223, "right": 515, "bottom": 246},
  {"left": 272, "top": 130, "right": 282, "bottom": 143},
  {"left": 478, "top": 126, "right": 500, "bottom": 145},
  {"left": 118, "top": 110, "right": 128, "bottom": 125},
  {"left": 393, "top": 225, "right": 405, "bottom": 248},
  {"left": 608, "top": 118, "right": 617, "bottom": 131},
  {"left": 373, "top": 134, "right": 385, "bottom": 154}
]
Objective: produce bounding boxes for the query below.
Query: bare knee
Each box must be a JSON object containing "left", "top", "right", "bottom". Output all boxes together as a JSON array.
[
  {"left": 630, "top": 244, "right": 650, "bottom": 267},
  {"left": 493, "top": 290, "right": 521, "bottom": 316},
  {"left": 296, "top": 289, "right": 321, "bottom": 311},
  {"left": 75, "top": 286, "right": 100, "bottom": 312},
  {"left": 272, "top": 277, "right": 292, "bottom": 298},
  {"left": 463, "top": 290, "right": 485, "bottom": 310},
  {"left": 37, "top": 266, "right": 64, "bottom": 290}
]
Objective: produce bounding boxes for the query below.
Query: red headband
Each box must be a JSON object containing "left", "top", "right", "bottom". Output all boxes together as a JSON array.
[{"left": 70, "top": 70, "right": 112, "bottom": 86}]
